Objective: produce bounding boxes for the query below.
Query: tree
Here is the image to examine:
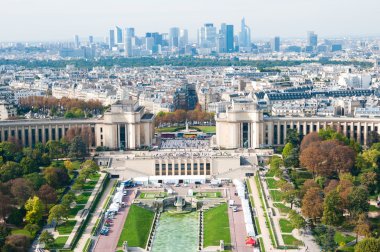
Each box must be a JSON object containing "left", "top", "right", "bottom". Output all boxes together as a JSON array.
[
  {"left": 64, "top": 160, "right": 74, "bottom": 173},
  {"left": 284, "top": 147, "right": 300, "bottom": 168},
  {"left": 46, "top": 140, "right": 61, "bottom": 160},
  {"left": 37, "top": 184, "right": 57, "bottom": 211},
  {"left": 43, "top": 167, "right": 70, "bottom": 189},
  {"left": 20, "top": 156, "right": 39, "bottom": 175},
  {"left": 329, "top": 145, "right": 356, "bottom": 174},
  {"left": 300, "top": 179, "right": 320, "bottom": 199},
  {"left": 0, "top": 161, "right": 22, "bottom": 182},
  {"left": 79, "top": 160, "right": 99, "bottom": 180},
  {"left": 281, "top": 183, "right": 299, "bottom": 209},
  {"left": 300, "top": 132, "right": 320, "bottom": 151},
  {"left": 288, "top": 210, "right": 306, "bottom": 229},
  {"left": 282, "top": 143, "right": 294, "bottom": 159},
  {"left": 355, "top": 238, "right": 380, "bottom": 252},
  {"left": 23, "top": 173, "right": 46, "bottom": 190},
  {"left": 348, "top": 186, "right": 369, "bottom": 218},
  {"left": 301, "top": 187, "right": 324, "bottom": 223},
  {"left": 25, "top": 223, "right": 40, "bottom": 237},
  {"left": 61, "top": 192, "right": 76, "bottom": 208},
  {"left": 25, "top": 196, "right": 43, "bottom": 225},
  {"left": 322, "top": 190, "right": 343, "bottom": 226},
  {"left": 0, "top": 142, "right": 20, "bottom": 162},
  {"left": 0, "top": 191, "right": 13, "bottom": 221},
  {"left": 359, "top": 171, "right": 377, "bottom": 194},
  {"left": 39, "top": 230, "right": 55, "bottom": 249},
  {"left": 0, "top": 223, "right": 10, "bottom": 249},
  {"left": 354, "top": 214, "right": 371, "bottom": 243},
  {"left": 3, "top": 235, "right": 30, "bottom": 252},
  {"left": 10, "top": 178, "right": 35, "bottom": 207},
  {"left": 285, "top": 128, "right": 302, "bottom": 146},
  {"left": 48, "top": 204, "right": 68, "bottom": 224},
  {"left": 314, "top": 225, "right": 338, "bottom": 252},
  {"left": 68, "top": 136, "right": 87, "bottom": 159}
]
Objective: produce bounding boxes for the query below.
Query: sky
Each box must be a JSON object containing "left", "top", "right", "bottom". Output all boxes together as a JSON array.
[{"left": 1, "top": 0, "right": 379, "bottom": 42}]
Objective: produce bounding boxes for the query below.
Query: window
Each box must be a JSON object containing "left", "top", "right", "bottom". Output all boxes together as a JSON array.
[{"left": 155, "top": 163, "right": 160, "bottom": 175}]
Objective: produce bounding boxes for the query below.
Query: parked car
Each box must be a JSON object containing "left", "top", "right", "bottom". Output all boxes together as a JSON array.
[{"left": 232, "top": 206, "right": 238, "bottom": 212}]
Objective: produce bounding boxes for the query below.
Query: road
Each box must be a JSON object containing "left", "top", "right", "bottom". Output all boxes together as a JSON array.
[{"left": 94, "top": 189, "right": 136, "bottom": 252}]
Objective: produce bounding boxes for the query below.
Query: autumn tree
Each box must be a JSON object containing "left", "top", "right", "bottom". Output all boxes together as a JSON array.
[
  {"left": 0, "top": 191, "right": 13, "bottom": 221},
  {"left": 38, "top": 184, "right": 57, "bottom": 211},
  {"left": 43, "top": 167, "right": 70, "bottom": 189},
  {"left": 25, "top": 196, "right": 43, "bottom": 225},
  {"left": 300, "top": 132, "right": 320, "bottom": 151},
  {"left": 3, "top": 235, "right": 30, "bottom": 252},
  {"left": 10, "top": 178, "right": 35, "bottom": 207},
  {"left": 329, "top": 145, "right": 356, "bottom": 174},
  {"left": 301, "top": 187, "right": 324, "bottom": 224}
]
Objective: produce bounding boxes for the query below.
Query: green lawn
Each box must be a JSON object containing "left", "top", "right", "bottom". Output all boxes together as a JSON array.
[
  {"left": 57, "top": 220, "right": 77, "bottom": 235},
  {"left": 266, "top": 178, "right": 283, "bottom": 189},
  {"left": 51, "top": 236, "right": 69, "bottom": 249},
  {"left": 195, "top": 192, "right": 222, "bottom": 198},
  {"left": 282, "top": 234, "right": 303, "bottom": 247},
  {"left": 139, "top": 192, "right": 167, "bottom": 199},
  {"left": 334, "top": 232, "right": 355, "bottom": 244},
  {"left": 279, "top": 219, "right": 294, "bottom": 233},
  {"left": 193, "top": 126, "right": 216, "bottom": 133},
  {"left": 68, "top": 205, "right": 84, "bottom": 218},
  {"left": 11, "top": 229, "right": 32, "bottom": 237},
  {"left": 204, "top": 203, "right": 231, "bottom": 247},
  {"left": 269, "top": 190, "right": 283, "bottom": 202},
  {"left": 369, "top": 205, "right": 379, "bottom": 212},
  {"left": 117, "top": 204, "right": 155, "bottom": 248},
  {"left": 76, "top": 192, "right": 92, "bottom": 204},
  {"left": 83, "top": 180, "right": 98, "bottom": 190},
  {"left": 89, "top": 173, "right": 101, "bottom": 181},
  {"left": 274, "top": 203, "right": 292, "bottom": 214}
]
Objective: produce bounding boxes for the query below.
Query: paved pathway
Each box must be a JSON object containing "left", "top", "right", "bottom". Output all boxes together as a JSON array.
[
  {"left": 227, "top": 187, "right": 253, "bottom": 252},
  {"left": 248, "top": 177, "right": 275, "bottom": 251},
  {"left": 63, "top": 173, "right": 107, "bottom": 248},
  {"left": 94, "top": 189, "right": 136, "bottom": 252},
  {"left": 75, "top": 178, "right": 116, "bottom": 251}
]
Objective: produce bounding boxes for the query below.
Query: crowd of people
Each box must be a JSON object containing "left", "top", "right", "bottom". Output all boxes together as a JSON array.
[{"left": 160, "top": 139, "right": 210, "bottom": 149}]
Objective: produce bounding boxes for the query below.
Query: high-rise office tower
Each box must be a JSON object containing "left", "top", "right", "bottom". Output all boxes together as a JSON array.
[
  {"left": 169, "top": 27, "right": 180, "bottom": 49},
  {"left": 226, "top": 25, "right": 234, "bottom": 53},
  {"left": 272, "top": 36, "right": 280, "bottom": 52},
  {"left": 198, "top": 23, "right": 217, "bottom": 48},
  {"left": 126, "top": 28, "right": 135, "bottom": 38},
  {"left": 307, "top": 31, "right": 318, "bottom": 47},
  {"left": 116, "top": 26, "right": 123, "bottom": 44},
  {"left": 109, "top": 29, "right": 115, "bottom": 49},
  {"left": 180, "top": 29, "right": 188, "bottom": 48},
  {"left": 239, "top": 18, "right": 251, "bottom": 48},
  {"left": 217, "top": 23, "right": 227, "bottom": 53},
  {"left": 89, "top": 35, "right": 94, "bottom": 44},
  {"left": 124, "top": 27, "right": 135, "bottom": 56},
  {"left": 74, "top": 35, "right": 80, "bottom": 48},
  {"left": 145, "top": 37, "right": 154, "bottom": 51}
]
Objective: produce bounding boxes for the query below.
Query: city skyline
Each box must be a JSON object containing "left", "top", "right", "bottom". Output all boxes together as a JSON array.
[{"left": 1, "top": 0, "right": 380, "bottom": 42}]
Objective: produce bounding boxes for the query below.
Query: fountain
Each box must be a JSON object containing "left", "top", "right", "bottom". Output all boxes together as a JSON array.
[{"left": 174, "top": 196, "right": 186, "bottom": 212}]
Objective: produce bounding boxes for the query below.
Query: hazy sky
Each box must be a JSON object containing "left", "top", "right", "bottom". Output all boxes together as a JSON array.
[{"left": 1, "top": 0, "right": 379, "bottom": 42}]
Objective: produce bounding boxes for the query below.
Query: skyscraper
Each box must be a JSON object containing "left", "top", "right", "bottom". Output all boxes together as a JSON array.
[
  {"left": 272, "top": 36, "right": 280, "bottom": 52},
  {"left": 226, "top": 25, "right": 234, "bottom": 53},
  {"left": 307, "top": 31, "right": 318, "bottom": 47},
  {"left": 239, "top": 18, "right": 251, "bottom": 48},
  {"left": 218, "top": 23, "right": 227, "bottom": 53},
  {"left": 109, "top": 29, "right": 115, "bottom": 49},
  {"left": 116, "top": 26, "right": 123, "bottom": 44},
  {"left": 88, "top": 35, "right": 94, "bottom": 44},
  {"left": 198, "top": 23, "right": 217, "bottom": 48},
  {"left": 169, "top": 27, "right": 180, "bottom": 49},
  {"left": 180, "top": 29, "right": 188, "bottom": 48},
  {"left": 74, "top": 35, "right": 80, "bottom": 48},
  {"left": 124, "top": 28, "right": 134, "bottom": 57}
]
